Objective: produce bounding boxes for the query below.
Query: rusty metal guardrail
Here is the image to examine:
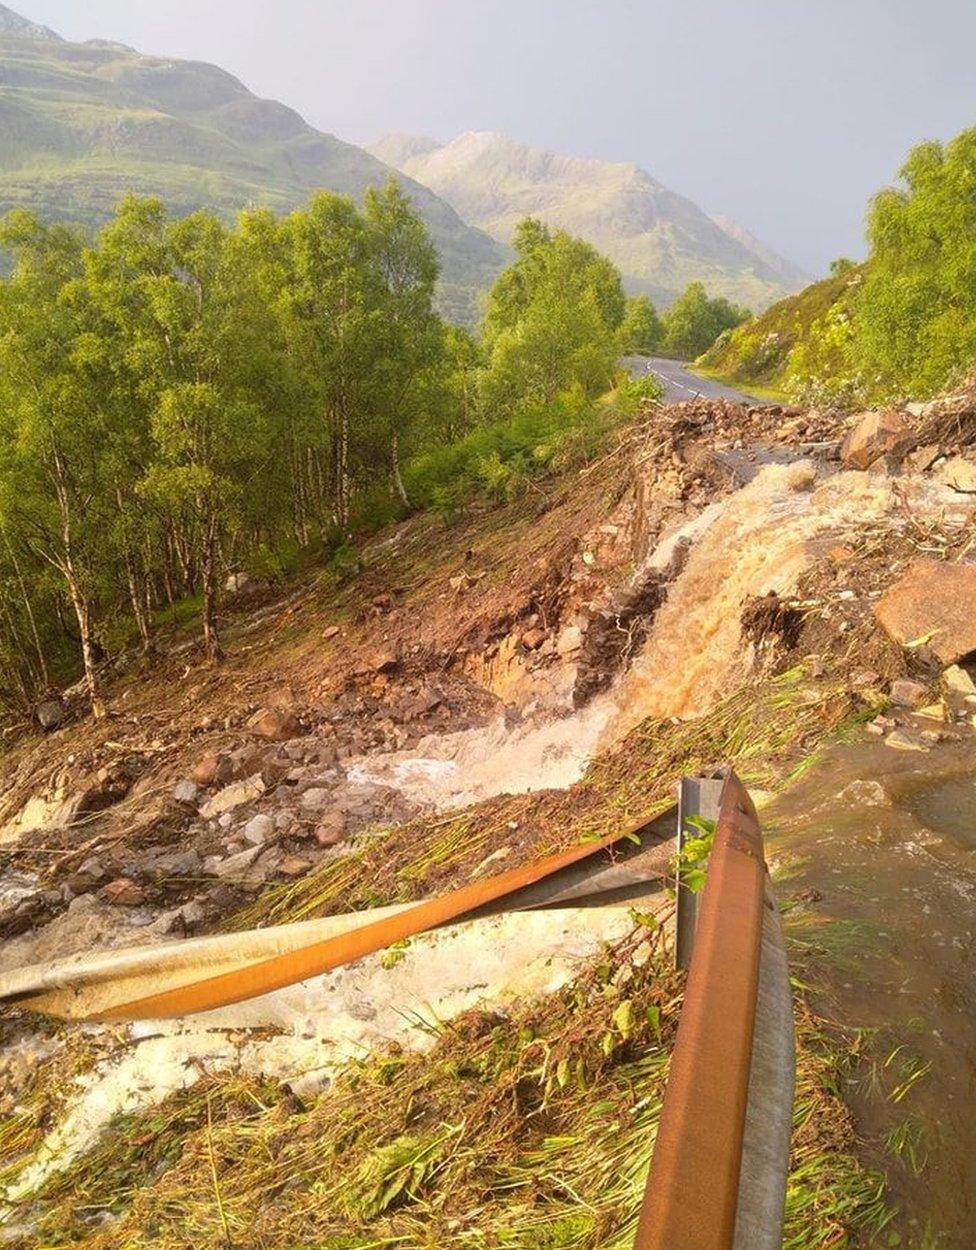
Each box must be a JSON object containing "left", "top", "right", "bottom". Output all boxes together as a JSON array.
[{"left": 636, "top": 768, "right": 794, "bottom": 1250}]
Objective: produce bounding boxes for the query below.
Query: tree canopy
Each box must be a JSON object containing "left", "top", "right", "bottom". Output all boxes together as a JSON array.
[
  {"left": 0, "top": 195, "right": 640, "bottom": 719},
  {"left": 660, "top": 282, "right": 751, "bottom": 360}
]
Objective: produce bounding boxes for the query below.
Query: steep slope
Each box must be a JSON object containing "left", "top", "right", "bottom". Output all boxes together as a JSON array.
[
  {"left": 698, "top": 265, "right": 866, "bottom": 393},
  {"left": 369, "top": 130, "right": 808, "bottom": 310},
  {"left": 0, "top": 9, "right": 504, "bottom": 323}
]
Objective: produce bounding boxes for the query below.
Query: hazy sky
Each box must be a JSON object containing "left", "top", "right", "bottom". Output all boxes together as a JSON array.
[{"left": 19, "top": 0, "right": 976, "bottom": 275}]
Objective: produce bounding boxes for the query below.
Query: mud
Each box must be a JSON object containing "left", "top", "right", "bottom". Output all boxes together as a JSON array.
[{"left": 769, "top": 734, "right": 976, "bottom": 1248}]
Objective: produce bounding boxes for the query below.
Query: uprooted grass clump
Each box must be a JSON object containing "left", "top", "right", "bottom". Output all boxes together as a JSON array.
[
  {"left": 4, "top": 923, "right": 891, "bottom": 1250},
  {"left": 236, "top": 666, "right": 869, "bottom": 930}
]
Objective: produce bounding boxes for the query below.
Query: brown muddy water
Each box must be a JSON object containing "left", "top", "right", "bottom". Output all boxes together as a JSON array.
[{"left": 766, "top": 732, "right": 976, "bottom": 1248}]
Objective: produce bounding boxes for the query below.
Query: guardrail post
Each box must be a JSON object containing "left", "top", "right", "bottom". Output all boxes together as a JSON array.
[{"left": 675, "top": 771, "right": 725, "bottom": 969}]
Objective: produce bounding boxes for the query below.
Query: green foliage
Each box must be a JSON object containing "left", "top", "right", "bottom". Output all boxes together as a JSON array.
[
  {"left": 0, "top": 199, "right": 630, "bottom": 716},
  {"left": 708, "top": 125, "right": 976, "bottom": 403},
  {"left": 480, "top": 218, "right": 625, "bottom": 416},
  {"left": 676, "top": 815, "right": 716, "bottom": 894},
  {"left": 617, "top": 294, "right": 664, "bottom": 354},
  {"left": 660, "top": 281, "right": 750, "bottom": 359},
  {"left": 858, "top": 129, "right": 976, "bottom": 397},
  {"left": 405, "top": 387, "right": 622, "bottom": 511},
  {"left": 697, "top": 267, "right": 865, "bottom": 392},
  {"left": 616, "top": 372, "right": 665, "bottom": 406}
]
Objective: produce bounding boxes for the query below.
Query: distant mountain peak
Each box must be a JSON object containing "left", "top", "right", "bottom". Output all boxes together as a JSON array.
[
  {"left": 371, "top": 128, "right": 808, "bottom": 310},
  {"left": 0, "top": 3, "right": 61, "bottom": 39}
]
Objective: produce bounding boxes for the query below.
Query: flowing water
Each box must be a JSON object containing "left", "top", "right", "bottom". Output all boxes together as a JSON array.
[
  {"left": 358, "top": 461, "right": 943, "bottom": 809},
  {"left": 766, "top": 735, "right": 976, "bottom": 1248}
]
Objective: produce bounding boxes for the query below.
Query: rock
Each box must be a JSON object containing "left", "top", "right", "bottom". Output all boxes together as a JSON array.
[
  {"left": 373, "top": 650, "right": 399, "bottom": 674},
  {"left": 521, "top": 628, "right": 547, "bottom": 650},
  {"left": 889, "top": 679, "right": 927, "bottom": 708},
  {"left": 77, "top": 857, "right": 107, "bottom": 881},
  {"left": 323, "top": 624, "right": 341, "bottom": 640},
  {"left": 314, "top": 810, "right": 347, "bottom": 846},
  {"left": 242, "top": 813, "right": 275, "bottom": 845},
  {"left": 556, "top": 625, "right": 584, "bottom": 656},
  {"left": 35, "top": 699, "right": 64, "bottom": 731},
  {"left": 101, "top": 878, "right": 146, "bottom": 906},
  {"left": 63, "top": 872, "right": 99, "bottom": 897},
  {"left": 149, "top": 849, "right": 202, "bottom": 877},
  {"left": 274, "top": 810, "right": 295, "bottom": 832},
  {"left": 278, "top": 854, "right": 313, "bottom": 877},
  {"left": 171, "top": 778, "right": 200, "bottom": 806},
  {"left": 246, "top": 708, "right": 304, "bottom": 742},
  {"left": 199, "top": 774, "right": 266, "bottom": 820},
  {"left": 874, "top": 559, "right": 976, "bottom": 665},
  {"left": 209, "top": 844, "right": 281, "bottom": 884},
  {"left": 841, "top": 409, "right": 915, "bottom": 470},
  {"left": 300, "top": 787, "right": 331, "bottom": 810},
  {"left": 884, "top": 729, "right": 929, "bottom": 753},
  {"left": 937, "top": 456, "right": 976, "bottom": 494},
  {"left": 904, "top": 444, "right": 941, "bottom": 474},
  {"left": 191, "top": 754, "right": 233, "bottom": 787},
  {"left": 917, "top": 703, "right": 946, "bottom": 721},
  {"left": 943, "top": 665, "right": 976, "bottom": 696}
]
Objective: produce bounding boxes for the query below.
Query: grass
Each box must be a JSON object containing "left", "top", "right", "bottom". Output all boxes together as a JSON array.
[
  {"left": 697, "top": 267, "right": 866, "bottom": 392},
  {"left": 693, "top": 363, "right": 791, "bottom": 403},
  {"left": 2, "top": 921, "right": 894, "bottom": 1250}
]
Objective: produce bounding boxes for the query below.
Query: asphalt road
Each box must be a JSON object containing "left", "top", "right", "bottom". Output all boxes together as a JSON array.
[{"left": 622, "top": 355, "right": 765, "bottom": 405}]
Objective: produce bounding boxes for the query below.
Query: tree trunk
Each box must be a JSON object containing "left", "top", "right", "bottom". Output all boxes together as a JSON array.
[
  {"left": 0, "top": 517, "right": 48, "bottom": 688},
  {"left": 51, "top": 442, "right": 104, "bottom": 718},
  {"left": 116, "top": 489, "right": 153, "bottom": 654},
  {"left": 201, "top": 514, "right": 222, "bottom": 665},
  {"left": 391, "top": 428, "right": 411, "bottom": 510}
]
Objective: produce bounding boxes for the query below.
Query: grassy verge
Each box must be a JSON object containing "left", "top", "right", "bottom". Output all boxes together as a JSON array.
[
  {"left": 3, "top": 922, "right": 892, "bottom": 1249},
  {"left": 693, "top": 364, "right": 791, "bottom": 404}
]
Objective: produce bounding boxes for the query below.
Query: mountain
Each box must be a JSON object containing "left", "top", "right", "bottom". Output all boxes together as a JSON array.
[
  {"left": 0, "top": 9, "right": 504, "bottom": 324},
  {"left": 369, "top": 130, "right": 809, "bottom": 311}
]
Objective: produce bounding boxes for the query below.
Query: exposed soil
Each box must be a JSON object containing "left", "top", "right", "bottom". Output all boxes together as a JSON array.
[{"left": 5, "top": 388, "right": 976, "bottom": 1245}]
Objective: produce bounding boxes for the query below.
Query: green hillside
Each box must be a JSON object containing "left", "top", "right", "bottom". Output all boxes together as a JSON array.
[
  {"left": 697, "top": 265, "right": 866, "bottom": 395},
  {"left": 0, "top": 8, "right": 504, "bottom": 323}
]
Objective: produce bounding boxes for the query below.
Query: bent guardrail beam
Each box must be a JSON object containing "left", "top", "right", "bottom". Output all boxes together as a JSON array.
[{"left": 635, "top": 768, "right": 794, "bottom": 1250}]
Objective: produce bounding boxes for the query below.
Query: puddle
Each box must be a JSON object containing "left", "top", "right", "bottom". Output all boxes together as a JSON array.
[{"left": 767, "top": 732, "right": 976, "bottom": 1247}]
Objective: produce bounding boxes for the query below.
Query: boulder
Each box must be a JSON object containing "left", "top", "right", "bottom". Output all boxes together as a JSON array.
[
  {"left": 874, "top": 559, "right": 976, "bottom": 665},
  {"left": 521, "top": 628, "right": 547, "bottom": 650},
  {"left": 171, "top": 778, "right": 200, "bottom": 806},
  {"left": 278, "top": 854, "right": 313, "bottom": 877},
  {"left": 841, "top": 410, "right": 915, "bottom": 470},
  {"left": 943, "top": 665, "right": 976, "bottom": 696},
  {"left": 314, "top": 810, "right": 347, "bottom": 847},
  {"left": 191, "top": 754, "right": 234, "bottom": 787},
  {"left": 35, "top": 699, "right": 64, "bottom": 731},
  {"left": 102, "top": 878, "right": 146, "bottom": 906},
  {"left": 149, "top": 849, "right": 203, "bottom": 877},
  {"left": 889, "top": 679, "right": 927, "bottom": 709},
  {"left": 937, "top": 456, "right": 976, "bottom": 494},
  {"left": 300, "top": 787, "right": 331, "bottom": 810},
  {"left": 246, "top": 708, "right": 304, "bottom": 742},
  {"left": 242, "top": 813, "right": 275, "bottom": 845},
  {"left": 884, "top": 729, "right": 929, "bottom": 753},
  {"left": 199, "top": 774, "right": 266, "bottom": 820},
  {"left": 209, "top": 843, "right": 281, "bottom": 884}
]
